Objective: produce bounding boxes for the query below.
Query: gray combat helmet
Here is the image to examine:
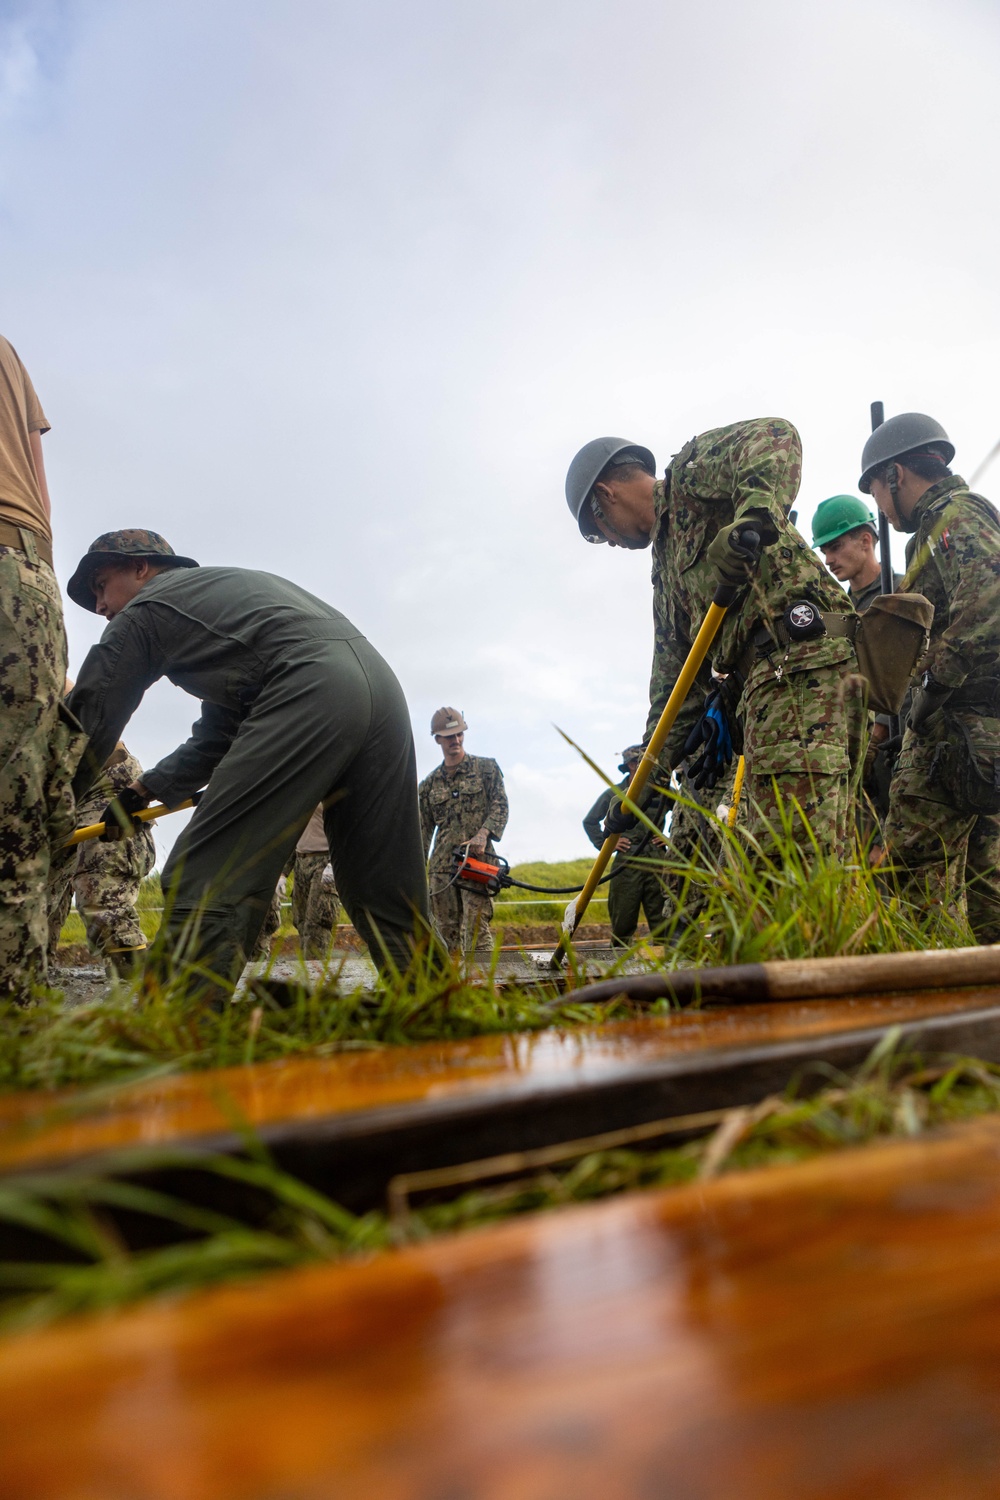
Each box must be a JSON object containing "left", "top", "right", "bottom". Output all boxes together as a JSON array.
[
  {"left": 859, "top": 413, "right": 955, "bottom": 494},
  {"left": 565, "top": 437, "right": 656, "bottom": 540}
]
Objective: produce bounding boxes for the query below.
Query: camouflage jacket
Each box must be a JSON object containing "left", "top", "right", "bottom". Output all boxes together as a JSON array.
[
  {"left": 74, "top": 746, "right": 156, "bottom": 869},
  {"left": 646, "top": 418, "right": 856, "bottom": 762},
  {"left": 419, "top": 754, "right": 509, "bottom": 869},
  {"left": 901, "top": 475, "right": 1000, "bottom": 690}
]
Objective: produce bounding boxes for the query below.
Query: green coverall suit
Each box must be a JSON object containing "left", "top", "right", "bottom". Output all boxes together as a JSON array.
[
  {"left": 68, "top": 568, "right": 429, "bottom": 981},
  {"left": 583, "top": 780, "right": 668, "bottom": 946}
]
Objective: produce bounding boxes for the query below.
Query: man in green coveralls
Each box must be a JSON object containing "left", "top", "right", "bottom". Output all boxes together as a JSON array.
[
  {"left": 66, "top": 531, "right": 430, "bottom": 988},
  {"left": 419, "top": 708, "right": 508, "bottom": 955},
  {"left": 564, "top": 421, "right": 868, "bottom": 857},
  {"left": 582, "top": 745, "right": 667, "bottom": 946},
  {"left": 858, "top": 414, "right": 1000, "bottom": 941}
]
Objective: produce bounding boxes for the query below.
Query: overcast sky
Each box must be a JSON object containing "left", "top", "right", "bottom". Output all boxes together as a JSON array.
[{"left": 3, "top": 0, "right": 999, "bottom": 864}]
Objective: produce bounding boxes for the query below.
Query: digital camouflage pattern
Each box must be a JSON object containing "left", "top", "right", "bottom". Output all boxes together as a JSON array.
[
  {"left": 741, "top": 661, "right": 868, "bottom": 857},
  {"left": 292, "top": 850, "right": 339, "bottom": 957},
  {"left": 419, "top": 753, "right": 508, "bottom": 953},
  {"left": 48, "top": 749, "right": 155, "bottom": 963},
  {"left": 883, "top": 476, "right": 1000, "bottom": 940},
  {"left": 645, "top": 418, "right": 865, "bottom": 855},
  {"left": 0, "top": 546, "right": 80, "bottom": 997}
]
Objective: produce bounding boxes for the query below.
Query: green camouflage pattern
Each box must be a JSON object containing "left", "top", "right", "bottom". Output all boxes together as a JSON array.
[
  {"left": 0, "top": 546, "right": 80, "bottom": 997},
  {"left": 897, "top": 477, "right": 1000, "bottom": 688},
  {"left": 48, "top": 750, "right": 155, "bottom": 962},
  {"left": 883, "top": 475, "right": 1000, "bottom": 936},
  {"left": 419, "top": 753, "right": 508, "bottom": 953},
  {"left": 646, "top": 418, "right": 857, "bottom": 760},
  {"left": 884, "top": 718, "right": 1000, "bottom": 941},
  {"left": 644, "top": 418, "right": 864, "bottom": 855},
  {"left": 741, "top": 662, "right": 868, "bottom": 857},
  {"left": 292, "top": 850, "right": 339, "bottom": 957}
]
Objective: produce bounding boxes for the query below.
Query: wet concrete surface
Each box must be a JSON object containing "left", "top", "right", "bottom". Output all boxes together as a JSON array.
[{"left": 49, "top": 945, "right": 649, "bottom": 1007}]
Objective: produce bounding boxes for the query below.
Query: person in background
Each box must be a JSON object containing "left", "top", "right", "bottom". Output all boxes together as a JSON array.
[
  {"left": 293, "top": 804, "right": 339, "bottom": 958},
  {"left": 419, "top": 708, "right": 508, "bottom": 957},
  {"left": 582, "top": 745, "right": 668, "bottom": 947},
  {"left": 48, "top": 721, "right": 155, "bottom": 975}
]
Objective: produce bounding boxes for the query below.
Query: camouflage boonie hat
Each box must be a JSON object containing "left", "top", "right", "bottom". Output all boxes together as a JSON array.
[
  {"left": 619, "top": 744, "right": 644, "bottom": 772},
  {"left": 67, "top": 530, "right": 199, "bottom": 612},
  {"left": 431, "top": 706, "right": 467, "bottom": 736}
]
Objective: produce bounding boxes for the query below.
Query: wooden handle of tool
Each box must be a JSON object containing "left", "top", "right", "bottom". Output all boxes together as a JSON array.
[{"left": 65, "top": 798, "right": 195, "bottom": 847}]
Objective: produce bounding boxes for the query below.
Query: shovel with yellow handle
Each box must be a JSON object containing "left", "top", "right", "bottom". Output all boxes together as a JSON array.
[{"left": 551, "top": 535, "right": 765, "bottom": 971}]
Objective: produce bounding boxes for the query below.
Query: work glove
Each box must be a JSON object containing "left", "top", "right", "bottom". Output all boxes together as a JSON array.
[
  {"left": 706, "top": 514, "right": 780, "bottom": 586},
  {"left": 603, "top": 800, "right": 637, "bottom": 837},
  {"left": 682, "top": 688, "right": 735, "bottom": 790},
  {"left": 99, "top": 785, "right": 150, "bottom": 842},
  {"left": 908, "top": 676, "right": 953, "bottom": 735}
]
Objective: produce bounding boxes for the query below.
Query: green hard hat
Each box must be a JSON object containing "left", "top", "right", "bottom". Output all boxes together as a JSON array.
[{"left": 812, "top": 495, "right": 878, "bottom": 547}]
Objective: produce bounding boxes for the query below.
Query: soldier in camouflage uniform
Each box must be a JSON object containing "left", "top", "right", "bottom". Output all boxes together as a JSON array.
[
  {"left": 565, "top": 422, "right": 868, "bottom": 859},
  {"left": 812, "top": 493, "right": 904, "bottom": 834},
  {"left": 292, "top": 805, "right": 339, "bottom": 957},
  {"left": 419, "top": 708, "right": 509, "bottom": 955},
  {"left": 48, "top": 743, "right": 155, "bottom": 970},
  {"left": 583, "top": 746, "right": 668, "bottom": 946},
  {"left": 859, "top": 414, "right": 1000, "bottom": 941},
  {"left": 0, "top": 335, "right": 83, "bottom": 999}
]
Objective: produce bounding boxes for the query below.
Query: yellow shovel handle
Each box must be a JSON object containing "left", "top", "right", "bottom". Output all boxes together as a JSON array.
[
  {"left": 65, "top": 798, "right": 195, "bottom": 847},
  {"left": 727, "top": 755, "right": 746, "bottom": 830},
  {"left": 565, "top": 598, "right": 731, "bottom": 938}
]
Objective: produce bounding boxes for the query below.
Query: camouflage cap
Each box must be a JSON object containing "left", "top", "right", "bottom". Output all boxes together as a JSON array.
[
  {"left": 431, "top": 706, "right": 467, "bottom": 736},
  {"left": 67, "top": 530, "right": 199, "bottom": 612},
  {"left": 618, "top": 744, "right": 644, "bottom": 772}
]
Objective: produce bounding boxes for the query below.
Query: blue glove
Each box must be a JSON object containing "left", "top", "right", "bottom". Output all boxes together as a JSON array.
[{"left": 682, "top": 690, "right": 735, "bottom": 791}]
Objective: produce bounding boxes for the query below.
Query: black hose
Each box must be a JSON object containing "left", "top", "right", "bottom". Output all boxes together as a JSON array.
[{"left": 503, "top": 868, "right": 618, "bottom": 895}]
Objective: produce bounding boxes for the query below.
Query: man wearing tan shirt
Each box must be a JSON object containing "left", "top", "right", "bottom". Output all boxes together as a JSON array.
[{"left": 0, "top": 336, "right": 81, "bottom": 997}]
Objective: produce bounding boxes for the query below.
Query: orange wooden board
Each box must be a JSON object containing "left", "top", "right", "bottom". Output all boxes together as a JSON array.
[
  {"left": 1, "top": 986, "right": 998, "bottom": 1172},
  {"left": 4, "top": 1113, "right": 1000, "bottom": 1497}
]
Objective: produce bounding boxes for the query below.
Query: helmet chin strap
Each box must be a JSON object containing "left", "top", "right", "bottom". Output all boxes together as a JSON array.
[{"left": 887, "top": 464, "right": 919, "bottom": 534}]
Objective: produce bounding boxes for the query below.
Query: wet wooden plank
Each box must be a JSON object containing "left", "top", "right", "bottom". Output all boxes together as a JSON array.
[
  {"left": 5, "top": 1114, "right": 1000, "bottom": 1498},
  {"left": 2, "top": 986, "right": 999, "bottom": 1178}
]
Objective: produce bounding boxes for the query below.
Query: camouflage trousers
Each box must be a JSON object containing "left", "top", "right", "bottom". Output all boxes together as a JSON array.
[
  {"left": 884, "top": 719, "right": 1000, "bottom": 944},
  {"left": 250, "top": 885, "right": 284, "bottom": 962},
  {"left": 292, "top": 851, "right": 340, "bottom": 957},
  {"left": 740, "top": 660, "right": 867, "bottom": 860},
  {"left": 607, "top": 854, "right": 666, "bottom": 947},
  {"left": 0, "top": 545, "right": 80, "bottom": 997},
  {"left": 430, "top": 874, "right": 493, "bottom": 956}
]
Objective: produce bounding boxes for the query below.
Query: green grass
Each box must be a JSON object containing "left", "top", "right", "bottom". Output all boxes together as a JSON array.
[
  {"left": 1, "top": 1035, "right": 996, "bottom": 1332},
  {"left": 28, "top": 788, "right": 975, "bottom": 1099}
]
